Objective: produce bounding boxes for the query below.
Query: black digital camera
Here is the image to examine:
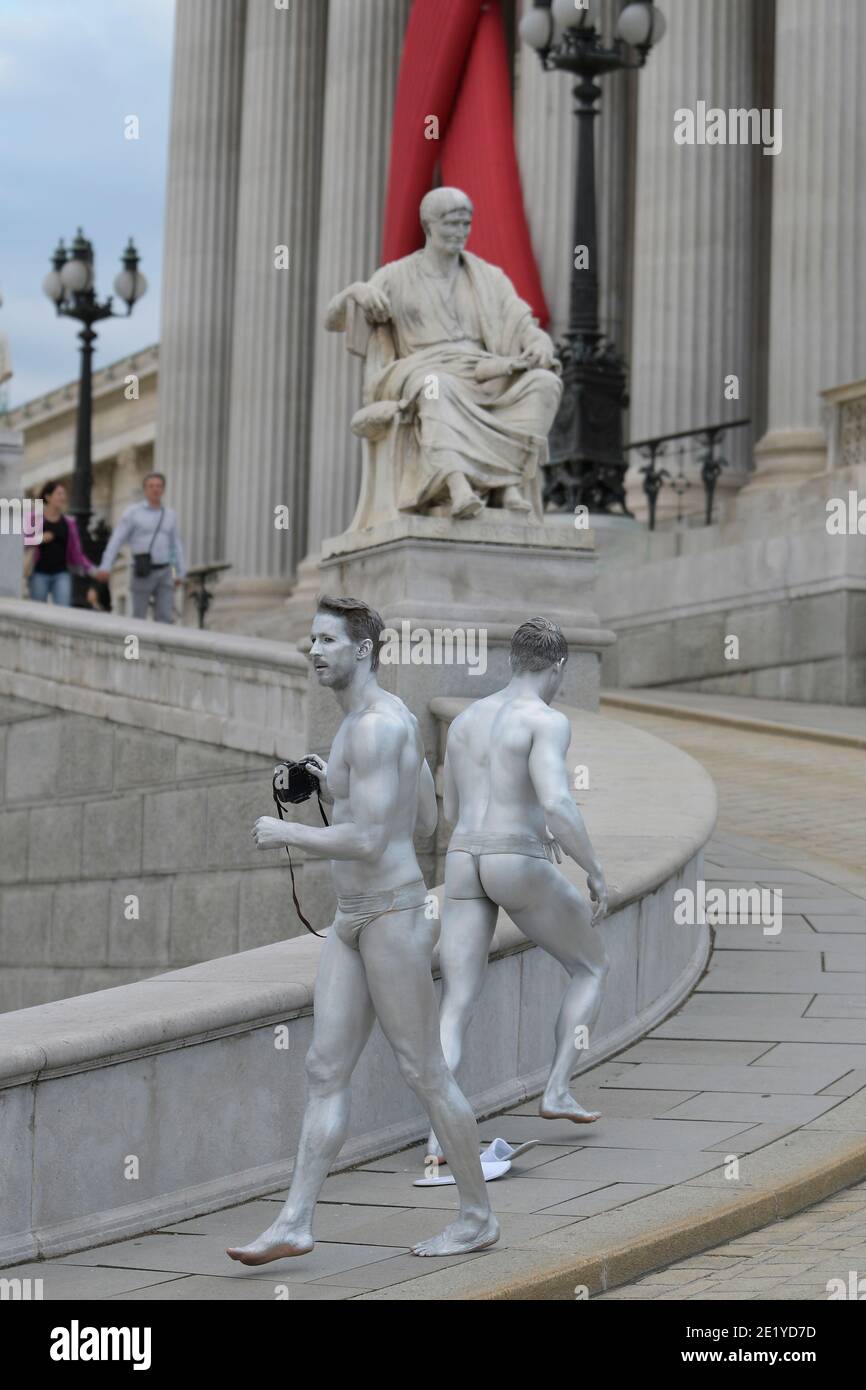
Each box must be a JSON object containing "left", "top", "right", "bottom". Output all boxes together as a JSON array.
[
  {"left": 271, "top": 757, "right": 328, "bottom": 938},
  {"left": 273, "top": 757, "right": 319, "bottom": 806}
]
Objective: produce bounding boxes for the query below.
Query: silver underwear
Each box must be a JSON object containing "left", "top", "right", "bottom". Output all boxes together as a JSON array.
[
  {"left": 448, "top": 831, "right": 556, "bottom": 862},
  {"left": 333, "top": 879, "right": 429, "bottom": 951}
]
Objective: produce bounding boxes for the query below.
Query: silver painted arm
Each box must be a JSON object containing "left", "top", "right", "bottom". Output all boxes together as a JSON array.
[
  {"left": 442, "top": 747, "right": 459, "bottom": 827},
  {"left": 528, "top": 711, "right": 608, "bottom": 921},
  {"left": 254, "top": 715, "right": 400, "bottom": 862},
  {"left": 416, "top": 758, "right": 438, "bottom": 839}
]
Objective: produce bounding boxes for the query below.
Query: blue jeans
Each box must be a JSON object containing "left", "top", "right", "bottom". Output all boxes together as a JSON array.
[{"left": 29, "top": 570, "right": 73, "bottom": 606}]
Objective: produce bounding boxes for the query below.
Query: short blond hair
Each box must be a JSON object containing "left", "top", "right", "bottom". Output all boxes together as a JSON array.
[{"left": 510, "top": 617, "right": 568, "bottom": 673}]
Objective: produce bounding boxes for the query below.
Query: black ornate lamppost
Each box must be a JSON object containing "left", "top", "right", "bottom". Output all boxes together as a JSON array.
[
  {"left": 520, "top": 0, "right": 665, "bottom": 515},
  {"left": 42, "top": 229, "right": 147, "bottom": 598}
]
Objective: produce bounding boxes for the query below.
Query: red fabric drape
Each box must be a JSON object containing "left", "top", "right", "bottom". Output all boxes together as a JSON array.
[
  {"left": 441, "top": 4, "right": 549, "bottom": 322},
  {"left": 381, "top": 0, "right": 485, "bottom": 266},
  {"left": 381, "top": 0, "right": 549, "bottom": 326}
]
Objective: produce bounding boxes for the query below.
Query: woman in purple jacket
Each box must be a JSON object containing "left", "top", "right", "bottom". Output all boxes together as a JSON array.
[{"left": 27, "top": 481, "right": 95, "bottom": 606}]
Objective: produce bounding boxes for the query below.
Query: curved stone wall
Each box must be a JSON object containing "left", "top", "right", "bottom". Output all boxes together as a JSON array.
[{"left": 0, "top": 668, "right": 716, "bottom": 1266}]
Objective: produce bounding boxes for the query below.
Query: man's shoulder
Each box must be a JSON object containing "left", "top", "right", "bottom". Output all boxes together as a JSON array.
[
  {"left": 118, "top": 500, "right": 144, "bottom": 521},
  {"left": 495, "top": 696, "right": 567, "bottom": 735},
  {"left": 450, "top": 692, "right": 498, "bottom": 734},
  {"left": 531, "top": 704, "right": 571, "bottom": 740},
  {"left": 348, "top": 699, "right": 412, "bottom": 752}
]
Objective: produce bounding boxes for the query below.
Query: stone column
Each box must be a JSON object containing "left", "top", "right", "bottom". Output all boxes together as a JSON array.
[
  {"left": 266, "top": 0, "right": 412, "bottom": 643},
  {"left": 514, "top": 0, "right": 575, "bottom": 348},
  {"left": 304, "top": 0, "right": 412, "bottom": 556},
  {"left": 155, "top": 0, "right": 246, "bottom": 567},
  {"left": 627, "top": 0, "right": 760, "bottom": 522},
  {"left": 220, "top": 0, "right": 328, "bottom": 618},
  {"left": 111, "top": 445, "right": 148, "bottom": 521},
  {"left": 748, "top": 0, "right": 866, "bottom": 492}
]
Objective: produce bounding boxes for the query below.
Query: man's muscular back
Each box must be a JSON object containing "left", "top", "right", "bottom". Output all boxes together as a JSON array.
[{"left": 449, "top": 691, "right": 567, "bottom": 840}]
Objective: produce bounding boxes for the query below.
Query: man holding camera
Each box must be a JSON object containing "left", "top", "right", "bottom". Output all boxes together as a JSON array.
[
  {"left": 95, "top": 472, "right": 186, "bottom": 622},
  {"left": 227, "top": 595, "right": 498, "bottom": 1265}
]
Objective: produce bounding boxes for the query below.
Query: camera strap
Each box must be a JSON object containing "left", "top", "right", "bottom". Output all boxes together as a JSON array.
[{"left": 272, "top": 787, "right": 330, "bottom": 938}]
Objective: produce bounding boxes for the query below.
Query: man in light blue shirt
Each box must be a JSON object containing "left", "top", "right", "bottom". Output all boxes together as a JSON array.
[{"left": 96, "top": 472, "right": 186, "bottom": 623}]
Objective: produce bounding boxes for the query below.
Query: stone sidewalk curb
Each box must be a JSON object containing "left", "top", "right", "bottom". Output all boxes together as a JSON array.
[
  {"left": 353, "top": 1129, "right": 866, "bottom": 1301},
  {"left": 601, "top": 691, "right": 866, "bottom": 751}
]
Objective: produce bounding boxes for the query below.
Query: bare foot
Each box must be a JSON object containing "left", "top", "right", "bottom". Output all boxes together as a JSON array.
[
  {"left": 226, "top": 1218, "right": 314, "bottom": 1266},
  {"left": 539, "top": 1095, "right": 602, "bottom": 1124},
  {"left": 412, "top": 1214, "right": 500, "bottom": 1257}
]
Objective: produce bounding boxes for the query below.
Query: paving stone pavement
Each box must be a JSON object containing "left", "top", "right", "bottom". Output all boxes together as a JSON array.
[
  {"left": 5, "top": 696, "right": 865, "bottom": 1300},
  {"left": 600, "top": 693, "right": 866, "bottom": 875},
  {"left": 593, "top": 1178, "right": 866, "bottom": 1301}
]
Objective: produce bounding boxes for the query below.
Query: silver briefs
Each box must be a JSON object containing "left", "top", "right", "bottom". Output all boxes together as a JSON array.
[
  {"left": 333, "top": 878, "right": 429, "bottom": 951},
  {"left": 446, "top": 831, "right": 557, "bottom": 902},
  {"left": 448, "top": 830, "right": 556, "bottom": 862}
]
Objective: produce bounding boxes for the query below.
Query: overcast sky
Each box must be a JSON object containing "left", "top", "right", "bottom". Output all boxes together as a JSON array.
[{"left": 1, "top": 0, "right": 176, "bottom": 407}]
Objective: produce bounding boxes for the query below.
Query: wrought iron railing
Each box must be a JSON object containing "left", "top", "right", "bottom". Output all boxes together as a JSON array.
[{"left": 624, "top": 419, "right": 751, "bottom": 530}]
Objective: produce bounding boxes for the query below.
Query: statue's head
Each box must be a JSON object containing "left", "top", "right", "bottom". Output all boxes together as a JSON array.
[
  {"left": 510, "top": 617, "right": 568, "bottom": 703},
  {"left": 311, "top": 595, "right": 384, "bottom": 689},
  {"left": 420, "top": 187, "right": 473, "bottom": 255}
]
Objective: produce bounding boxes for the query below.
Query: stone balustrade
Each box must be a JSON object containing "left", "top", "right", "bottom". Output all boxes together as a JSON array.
[{"left": 822, "top": 378, "right": 866, "bottom": 474}]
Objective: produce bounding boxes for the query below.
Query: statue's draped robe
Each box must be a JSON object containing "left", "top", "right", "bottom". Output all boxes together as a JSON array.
[{"left": 351, "top": 250, "right": 561, "bottom": 512}]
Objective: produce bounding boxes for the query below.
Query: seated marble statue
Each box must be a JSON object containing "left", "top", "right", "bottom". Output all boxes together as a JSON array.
[{"left": 325, "top": 186, "right": 562, "bottom": 527}]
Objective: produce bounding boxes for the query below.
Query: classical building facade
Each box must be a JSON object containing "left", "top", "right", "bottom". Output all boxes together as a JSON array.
[{"left": 12, "top": 0, "right": 866, "bottom": 660}]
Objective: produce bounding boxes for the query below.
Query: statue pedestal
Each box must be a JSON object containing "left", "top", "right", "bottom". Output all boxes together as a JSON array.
[{"left": 311, "top": 512, "right": 616, "bottom": 764}]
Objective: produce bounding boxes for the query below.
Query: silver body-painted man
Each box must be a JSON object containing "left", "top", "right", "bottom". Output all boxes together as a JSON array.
[
  {"left": 427, "top": 617, "right": 610, "bottom": 1161},
  {"left": 228, "top": 596, "right": 498, "bottom": 1265}
]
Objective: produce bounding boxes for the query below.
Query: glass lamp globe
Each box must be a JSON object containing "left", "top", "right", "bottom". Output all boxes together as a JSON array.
[
  {"left": 617, "top": 3, "right": 665, "bottom": 46},
  {"left": 114, "top": 267, "right": 148, "bottom": 306},
  {"left": 649, "top": 7, "right": 666, "bottom": 42},
  {"left": 551, "top": 0, "right": 594, "bottom": 29},
  {"left": 59, "top": 257, "right": 92, "bottom": 294},
  {"left": 518, "top": 7, "right": 553, "bottom": 50},
  {"left": 42, "top": 269, "right": 64, "bottom": 304}
]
